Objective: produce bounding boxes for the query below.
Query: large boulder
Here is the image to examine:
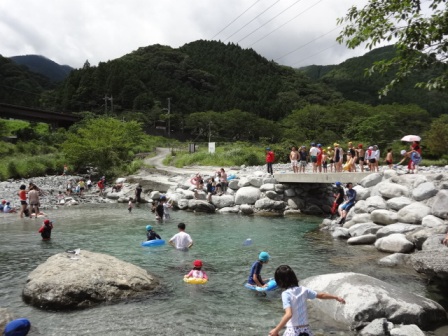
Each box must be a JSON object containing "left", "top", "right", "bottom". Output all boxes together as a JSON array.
[
  {"left": 210, "top": 195, "right": 235, "bottom": 209},
  {"left": 411, "top": 249, "right": 448, "bottom": 280},
  {"left": 375, "top": 233, "right": 415, "bottom": 253},
  {"left": 361, "top": 173, "right": 383, "bottom": 188},
  {"left": 407, "top": 227, "right": 448, "bottom": 250},
  {"left": 301, "top": 272, "right": 446, "bottom": 330},
  {"left": 239, "top": 204, "right": 254, "bottom": 215},
  {"left": 378, "top": 253, "right": 411, "bottom": 267},
  {"left": 412, "top": 182, "right": 438, "bottom": 201},
  {"left": 370, "top": 209, "right": 398, "bottom": 225},
  {"left": 353, "top": 200, "right": 368, "bottom": 214},
  {"left": 432, "top": 190, "right": 448, "bottom": 219},
  {"left": 348, "top": 223, "right": 382, "bottom": 237},
  {"left": 421, "top": 215, "right": 446, "bottom": 228},
  {"left": 397, "top": 203, "right": 431, "bottom": 224},
  {"left": 421, "top": 234, "right": 448, "bottom": 251},
  {"left": 353, "top": 185, "right": 371, "bottom": 201},
  {"left": 228, "top": 179, "right": 240, "bottom": 190},
  {"left": 390, "top": 324, "right": 425, "bottom": 336},
  {"left": 235, "top": 187, "right": 261, "bottom": 205},
  {"left": 188, "top": 200, "right": 216, "bottom": 213},
  {"left": 259, "top": 183, "right": 275, "bottom": 192},
  {"left": 347, "top": 234, "right": 377, "bottom": 245},
  {"left": 376, "top": 223, "right": 421, "bottom": 238},
  {"left": 22, "top": 250, "right": 159, "bottom": 310},
  {"left": 237, "top": 177, "right": 251, "bottom": 188},
  {"left": 365, "top": 196, "right": 387, "bottom": 213},
  {"left": 254, "top": 198, "right": 286, "bottom": 211},
  {"left": 248, "top": 176, "right": 263, "bottom": 188},
  {"left": 386, "top": 197, "right": 413, "bottom": 211},
  {"left": 359, "top": 318, "right": 393, "bottom": 336},
  {"left": 285, "top": 197, "right": 305, "bottom": 210},
  {"left": 378, "top": 183, "right": 409, "bottom": 199}
]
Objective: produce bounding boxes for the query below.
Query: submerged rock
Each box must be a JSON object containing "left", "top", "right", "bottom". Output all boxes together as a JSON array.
[{"left": 22, "top": 250, "right": 159, "bottom": 310}]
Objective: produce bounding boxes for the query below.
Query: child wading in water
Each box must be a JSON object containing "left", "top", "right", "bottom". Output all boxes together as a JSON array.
[
  {"left": 247, "top": 252, "right": 270, "bottom": 288},
  {"left": 184, "top": 259, "right": 208, "bottom": 280},
  {"left": 128, "top": 198, "right": 134, "bottom": 213},
  {"left": 38, "top": 219, "right": 54, "bottom": 241},
  {"left": 146, "top": 225, "right": 161, "bottom": 241},
  {"left": 269, "top": 265, "right": 346, "bottom": 336}
]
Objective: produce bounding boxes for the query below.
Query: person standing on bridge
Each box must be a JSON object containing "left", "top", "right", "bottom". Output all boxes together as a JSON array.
[{"left": 266, "top": 147, "right": 275, "bottom": 176}]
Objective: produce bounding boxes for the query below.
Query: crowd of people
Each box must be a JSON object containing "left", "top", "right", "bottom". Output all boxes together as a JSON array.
[
  {"left": 192, "top": 168, "right": 229, "bottom": 202},
  {"left": 268, "top": 141, "right": 423, "bottom": 175}
]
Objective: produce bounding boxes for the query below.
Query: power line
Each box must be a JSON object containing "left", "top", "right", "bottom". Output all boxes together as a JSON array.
[
  {"left": 237, "top": 0, "right": 305, "bottom": 44},
  {"left": 223, "top": 0, "right": 281, "bottom": 42},
  {"left": 275, "top": 25, "right": 341, "bottom": 61},
  {"left": 211, "top": 0, "right": 262, "bottom": 40},
  {"left": 248, "top": 0, "right": 323, "bottom": 48}
]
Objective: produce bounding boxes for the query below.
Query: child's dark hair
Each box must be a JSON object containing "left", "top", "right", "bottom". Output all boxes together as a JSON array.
[
  {"left": 387, "top": 148, "right": 392, "bottom": 152},
  {"left": 274, "top": 265, "right": 299, "bottom": 289},
  {"left": 193, "top": 266, "right": 202, "bottom": 270},
  {"left": 178, "top": 222, "right": 186, "bottom": 230},
  {"left": 20, "top": 184, "right": 26, "bottom": 190}
]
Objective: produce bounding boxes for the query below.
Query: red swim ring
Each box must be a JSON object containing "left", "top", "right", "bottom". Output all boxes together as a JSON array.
[{"left": 190, "top": 177, "right": 198, "bottom": 185}]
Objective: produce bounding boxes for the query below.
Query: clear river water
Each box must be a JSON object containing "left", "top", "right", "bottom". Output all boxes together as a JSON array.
[{"left": 0, "top": 204, "right": 446, "bottom": 336}]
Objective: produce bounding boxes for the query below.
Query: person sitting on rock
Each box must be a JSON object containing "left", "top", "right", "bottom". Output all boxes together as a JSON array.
[
  {"left": 338, "top": 183, "right": 356, "bottom": 225},
  {"left": 38, "top": 219, "right": 53, "bottom": 241},
  {"left": 112, "top": 182, "right": 123, "bottom": 193},
  {"left": 146, "top": 225, "right": 161, "bottom": 241}
]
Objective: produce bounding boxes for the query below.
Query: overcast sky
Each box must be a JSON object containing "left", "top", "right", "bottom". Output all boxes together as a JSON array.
[{"left": 0, "top": 0, "right": 371, "bottom": 69}]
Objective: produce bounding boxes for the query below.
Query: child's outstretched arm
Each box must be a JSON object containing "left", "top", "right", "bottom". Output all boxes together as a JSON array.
[
  {"left": 269, "top": 307, "right": 292, "bottom": 336},
  {"left": 316, "top": 292, "right": 346, "bottom": 303}
]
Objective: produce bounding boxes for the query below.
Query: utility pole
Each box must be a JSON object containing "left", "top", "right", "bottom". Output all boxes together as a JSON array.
[
  {"left": 166, "top": 98, "right": 171, "bottom": 137},
  {"left": 104, "top": 95, "right": 108, "bottom": 115},
  {"left": 104, "top": 95, "right": 114, "bottom": 115}
]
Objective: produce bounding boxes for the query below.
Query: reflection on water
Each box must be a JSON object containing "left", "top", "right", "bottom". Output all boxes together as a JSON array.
[{"left": 0, "top": 205, "right": 444, "bottom": 335}]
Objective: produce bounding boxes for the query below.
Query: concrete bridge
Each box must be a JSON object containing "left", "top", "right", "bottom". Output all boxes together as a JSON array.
[
  {"left": 274, "top": 172, "right": 371, "bottom": 184},
  {"left": 0, "top": 103, "right": 81, "bottom": 128}
]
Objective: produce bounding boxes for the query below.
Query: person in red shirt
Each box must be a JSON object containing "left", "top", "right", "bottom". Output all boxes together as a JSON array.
[
  {"left": 97, "top": 179, "right": 105, "bottom": 196},
  {"left": 265, "top": 147, "right": 275, "bottom": 175},
  {"left": 18, "top": 184, "right": 28, "bottom": 218},
  {"left": 38, "top": 219, "right": 53, "bottom": 240}
]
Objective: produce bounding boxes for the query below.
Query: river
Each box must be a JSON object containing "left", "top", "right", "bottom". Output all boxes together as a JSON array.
[{"left": 0, "top": 204, "right": 445, "bottom": 335}]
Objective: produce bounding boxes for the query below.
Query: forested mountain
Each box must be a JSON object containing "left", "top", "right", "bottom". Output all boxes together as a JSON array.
[
  {"left": 299, "top": 45, "right": 448, "bottom": 117},
  {"left": 0, "top": 55, "right": 48, "bottom": 106},
  {"left": 53, "top": 40, "right": 342, "bottom": 123},
  {"left": 10, "top": 55, "right": 73, "bottom": 82}
]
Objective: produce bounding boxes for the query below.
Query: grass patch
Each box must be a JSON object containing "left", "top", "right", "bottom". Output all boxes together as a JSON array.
[
  {"left": 420, "top": 158, "right": 448, "bottom": 167},
  {"left": 0, "top": 153, "right": 66, "bottom": 180}
]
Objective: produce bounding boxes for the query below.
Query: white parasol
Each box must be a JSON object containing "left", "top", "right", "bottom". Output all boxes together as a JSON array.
[{"left": 401, "top": 135, "right": 421, "bottom": 142}]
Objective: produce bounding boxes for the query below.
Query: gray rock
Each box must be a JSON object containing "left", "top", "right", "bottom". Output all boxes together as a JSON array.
[
  {"left": 376, "top": 223, "right": 421, "bottom": 238},
  {"left": 259, "top": 183, "right": 275, "bottom": 192},
  {"left": 177, "top": 199, "right": 189, "bottom": 210},
  {"left": 361, "top": 173, "right": 383, "bottom": 188},
  {"left": 343, "top": 213, "right": 372, "bottom": 228},
  {"left": 284, "top": 188, "right": 296, "bottom": 197},
  {"left": 210, "top": 195, "right": 234, "bottom": 209},
  {"left": 188, "top": 200, "right": 216, "bottom": 213},
  {"left": 378, "top": 253, "right": 411, "bottom": 267},
  {"left": 274, "top": 184, "right": 285, "bottom": 193},
  {"left": 248, "top": 176, "right": 263, "bottom": 188},
  {"left": 421, "top": 234, "right": 448, "bottom": 251},
  {"left": 421, "top": 214, "right": 446, "bottom": 228},
  {"left": 262, "top": 177, "right": 277, "bottom": 184},
  {"left": 353, "top": 185, "right": 371, "bottom": 201},
  {"left": 365, "top": 196, "right": 387, "bottom": 213},
  {"left": 285, "top": 197, "right": 305, "bottom": 210},
  {"left": 390, "top": 324, "right": 425, "bottom": 336},
  {"left": 359, "top": 318, "right": 393, "bottom": 336},
  {"left": 228, "top": 179, "right": 240, "bottom": 190},
  {"left": 378, "top": 182, "right": 409, "bottom": 199},
  {"left": 386, "top": 196, "right": 413, "bottom": 211},
  {"left": 265, "top": 190, "right": 281, "bottom": 200},
  {"left": 353, "top": 200, "right": 369, "bottom": 214},
  {"left": 301, "top": 272, "right": 446, "bottom": 330},
  {"left": 348, "top": 223, "right": 382, "bottom": 237},
  {"left": 22, "top": 250, "right": 159, "bottom": 310},
  {"left": 383, "top": 169, "right": 398, "bottom": 179},
  {"left": 407, "top": 227, "right": 447, "bottom": 250},
  {"left": 347, "top": 234, "right": 377, "bottom": 245},
  {"left": 412, "top": 182, "right": 438, "bottom": 201},
  {"left": 237, "top": 177, "right": 251, "bottom": 188},
  {"left": 411, "top": 249, "right": 448, "bottom": 280},
  {"left": 375, "top": 233, "right": 415, "bottom": 253},
  {"left": 332, "top": 227, "right": 351, "bottom": 239},
  {"left": 397, "top": 203, "right": 431, "bottom": 224},
  {"left": 218, "top": 206, "right": 240, "bottom": 214},
  {"left": 239, "top": 204, "right": 254, "bottom": 215},
  {"left": 283, "top": 209, "right": 302, "bottom": 216},
  {"left": 254, "top": 198, "right": 286, "bottom": 210},
  {"left": 235, "top": 187, "right": 261, "bottom": 205},
  {"left": 370, "top": 209, "right": 398, "bottom": 225},
  {"left": 431, "top": 190, "right": 448, "bottom": 219},
  {"left": 149, "top": 191, "right": 161, "bottom": 200}
]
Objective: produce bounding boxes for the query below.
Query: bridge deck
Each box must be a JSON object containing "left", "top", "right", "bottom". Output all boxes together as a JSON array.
[{"left": 274, "top": 172, "right": 371, "bottom": 184}]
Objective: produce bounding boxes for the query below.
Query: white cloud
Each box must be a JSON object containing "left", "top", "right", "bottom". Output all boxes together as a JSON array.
[{"left": 0, "top": 0, "right": 369, "bottom": 68}]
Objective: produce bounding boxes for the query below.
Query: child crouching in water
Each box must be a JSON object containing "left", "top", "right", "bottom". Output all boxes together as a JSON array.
[
  {"left": 269, "top": 265, "right": 346, "bottom": 336},
  {"left": 184, "top": 259, "right": 208, "bottom": 280},
  {"left": 38, "top": 219, "right": 53, "bottom": 241},
  {"left": 247, "top": 251, "right": 270, "bottom": 288},
  {"left": 146, "top": 225, "right": 161, "bottom": 241}
]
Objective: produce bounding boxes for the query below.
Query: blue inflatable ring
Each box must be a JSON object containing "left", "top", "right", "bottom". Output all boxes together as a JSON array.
[
  {"left": 227, "top": 174, "right": 236, "bottom": 181},
  {"left": 411, "top": 152, "right": 422, "bottom": 165},
  {"left": 245, "top": 278, "right": 278, "bottom": 292},
  {"left": 141, "top": 239, "right": 165, "bottom": 247}
]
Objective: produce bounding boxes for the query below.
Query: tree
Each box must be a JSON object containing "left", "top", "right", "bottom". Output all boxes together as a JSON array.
[
  {"left": 424, "top": 114, "right": 448, "bottom": 156},
  {"left": 337, "top": 0, "right": 448, "bottom": 95},
  {"left": 61, "top": 117, "right": 145, "bottom": 174}
]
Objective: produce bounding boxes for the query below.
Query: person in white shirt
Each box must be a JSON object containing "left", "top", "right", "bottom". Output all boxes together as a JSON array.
[
  {"left": 269, "top": 265, "right": 346, "bottom": 336},
  {"left": 309, "top": 143, "right": 319, "bottom": 173},
  {"left": 169, "top": 223, "right": 193, "bottom": 250}
]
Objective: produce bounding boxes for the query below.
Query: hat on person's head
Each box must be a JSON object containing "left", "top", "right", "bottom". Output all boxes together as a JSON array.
[
  {"left": 322, "top": 149, "right": 326, "bottom": 153},
  {"left": 317, "top": 144, "right": 322, "bottom": 147},
  {"left": 146, "top": 225, "right": 152, "bottom": 231},
  {"left": 311, "top": 142, "right": 316, "bottom": 146},
  {"left": 348, "top": 142, "right": 353, "bottom": 145},
  {"left": 265, "top": 147, "right": 270, "bottom": 150},
  {"left": 193, "top": 260, "right": 203, "bottom": 267},
  {"left": 368, "top": 146, "right": 374, "bottom": 150},
  {"left": 1, "top": 200, "right": 5, "bottom": 204},
  {"left": 259, "top": 251, "right": 270, "bottom": 262},
  {"left": 358, "top": 144, "right": 363, "bottom": 148},
  {"left": 373, "top": 145, "right": 378, "bottom": 149},
  {"left": 327, "top": 146, "right": 331, "bottom": 150},
  {"left": 400, "top": 149, "right": 407, "bottom": 155},
  {"left": 334, "top": 143, "right": 339, "bottom": 147},
  {"left": 335, "top": 182, "right": 341, "bottom": 187},
  {"left": 44, "top": 219, "right": 51, "bottom": 225}
]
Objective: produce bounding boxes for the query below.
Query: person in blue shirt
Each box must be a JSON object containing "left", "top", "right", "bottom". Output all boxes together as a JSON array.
[
  {"left": 146, "top": 225, "right": 161, "bottom": 241},
  {"left": 338, "top": 183, "right": 357, "bottom": 225},
  {"left": 247, "top": 251, "right": 270, "bottom": 287}
]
